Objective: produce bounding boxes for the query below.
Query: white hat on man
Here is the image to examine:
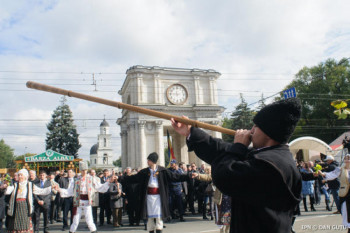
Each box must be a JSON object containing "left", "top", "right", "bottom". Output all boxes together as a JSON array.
[{"left": 324, "top": 155, "right": 334, "bottom": 161}]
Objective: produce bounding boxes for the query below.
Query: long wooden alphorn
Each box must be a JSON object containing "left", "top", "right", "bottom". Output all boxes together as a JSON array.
[{"left": 26, "top": 81, "right": 236, "bottom": 136}]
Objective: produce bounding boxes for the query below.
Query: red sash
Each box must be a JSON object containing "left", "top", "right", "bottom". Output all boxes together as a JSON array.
[{"left": 147, "top": 187, "right": 160, "bottom": 195}]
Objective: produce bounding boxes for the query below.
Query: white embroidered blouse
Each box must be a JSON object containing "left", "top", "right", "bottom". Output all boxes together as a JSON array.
[
  {"left": 59, "top": 175, "right": 110, "bottom": 198},
  {"left": 5, "top": 181, "right": 52, "bottom": 198}
]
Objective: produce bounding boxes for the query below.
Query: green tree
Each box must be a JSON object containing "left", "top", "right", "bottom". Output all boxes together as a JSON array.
[
  {"left": 113, "top": 157, "right": 122, "bottom": 167},
  {"left": 222, "top": 94, "right": 255, "bottom": 142},
  {"left": 221, "top": 117, "right": 234, "bottom": 142},
  {"left": 0, "top": 139, "right": 16, "bottom": 168},
  {"left": 257, "top": 93, "right": 266, "bottom": 110},
  {"left": 284, "top": 58, "right": 350, "bottom": 143},
  {"left": 46, "top": 97, "right": 81, "bottom": 158},
  {"left": 15, "top": 153, "right": 36, "bottom": 161}
]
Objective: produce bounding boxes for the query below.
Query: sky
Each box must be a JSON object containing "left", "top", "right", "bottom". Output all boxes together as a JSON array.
[{"left": 1, "top": 0, "right": 350, "bottom": 162}]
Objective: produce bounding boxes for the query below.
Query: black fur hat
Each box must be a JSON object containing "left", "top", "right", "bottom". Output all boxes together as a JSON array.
[
  {"left": 253, "top": 98, "right": 301, "bottom": 144},
  {"left": 147, "top": 152, "right": 159, "bottom": 163}
]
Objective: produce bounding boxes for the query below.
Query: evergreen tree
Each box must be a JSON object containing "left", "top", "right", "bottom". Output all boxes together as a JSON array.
[
  {"left": 222, "top": 94, "right": 255, "bottom": 142},
  {"left": 221, "top": 117, "right": 234, "bottom": 142},
  {"left": 257, "top": 93, "right": 266, "bottom": 110},
  {"left": 231, "top": 94, "right": 255, "bottom": 129},
  {"left": 0, "top": 139, "right": 16, "bottom": 168},
  {"left": 46, "top": 97, "right": 81, "bottom": 158}
]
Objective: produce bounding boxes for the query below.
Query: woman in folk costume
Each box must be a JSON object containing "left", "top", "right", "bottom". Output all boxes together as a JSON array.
[
  {"left": 192, "top": 172, "right": 231, "bottom": 233},
  {"left": 319, "top": 154, "right": 350, "bottom": 232},
  {"left": 55, "top": 161, "right": 111, "bottom": 233},
  {"left": 1, "top": 169, "right": 52, "bottom": 233}
]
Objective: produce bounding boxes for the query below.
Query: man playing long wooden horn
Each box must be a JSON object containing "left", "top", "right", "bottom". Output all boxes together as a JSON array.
[{"left": 171, "top": 98, "right": 302, "bottom": 233}]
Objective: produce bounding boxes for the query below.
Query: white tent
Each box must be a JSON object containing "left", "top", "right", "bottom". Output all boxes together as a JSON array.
[{"left": 289, "top": 136, "right": 334, "bottom": 161}]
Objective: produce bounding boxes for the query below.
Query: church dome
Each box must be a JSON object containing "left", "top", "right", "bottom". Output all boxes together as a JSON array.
[
  {"left": 90, "top": 143, "right": 99, "bottom": 155},
  {"left": 100, "top": 119, "right": 109, "bottom": 127}
]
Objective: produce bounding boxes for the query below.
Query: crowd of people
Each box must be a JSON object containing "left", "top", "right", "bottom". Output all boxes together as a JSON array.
[
  {"left": 0, "top": 160, "right": 225, "bottom": 233},
  {"left": 4, "top": 98, "right": 345, "bottom": 233},
  {"left": 296, "top": 155, "right": 340, "bottom": 214}
]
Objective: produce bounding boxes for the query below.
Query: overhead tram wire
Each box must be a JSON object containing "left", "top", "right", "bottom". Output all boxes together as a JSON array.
[
  {"left": 4, "top": 82, "right": 348, "bottom": 97},
  {"left": 0, "top": 70, "right": 295, "bottom": 75},
  {"left": 1, "top": 85, "right": 350, "bottom": 100}
]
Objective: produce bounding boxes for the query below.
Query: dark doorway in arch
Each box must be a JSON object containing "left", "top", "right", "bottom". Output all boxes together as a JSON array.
[{"left": 296, "top": 150, "right": 304, "bottom": 162}]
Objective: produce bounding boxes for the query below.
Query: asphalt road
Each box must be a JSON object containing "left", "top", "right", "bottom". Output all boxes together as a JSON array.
[
  {"left": 294, "top": 201, "right": 347, "bottom": 233},
  {"left": 30, "top": 201, "right": 347, "bottom": 233}
]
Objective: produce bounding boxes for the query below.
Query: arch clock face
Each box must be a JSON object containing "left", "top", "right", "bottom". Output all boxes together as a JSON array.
[{"left": 166, "top": 84, "right": 188, "bottom": 105}]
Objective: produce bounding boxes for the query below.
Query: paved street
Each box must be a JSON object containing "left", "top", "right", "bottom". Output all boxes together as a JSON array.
[
  {"left": 294, "top": 201, "right": 346, "bottom": 233},
  {"left": 40, "top": 214, "right": 219, "bottom": 233},
  {"left": 32, "top": 202, "right": 348, "bottom": 233}
]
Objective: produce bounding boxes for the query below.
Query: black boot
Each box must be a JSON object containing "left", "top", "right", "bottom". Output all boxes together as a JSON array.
[
  {"left": 326, "top": 199, "right": 332, "bottom": 211},
  {"left": 310, "top": 196, "right": 316, "bottom": 211},
  {"left": 203, "top": 202, "right": 208, "bottom": 219},
  {"left": 303, "top": 197, "right": 308, "bottom": 212},
  {"left": 156, "top": 230, "right": 162, "bottom": 233},
  {"left": 291, "top": 216, "right": 296, "bottom": 233},
  {"left": 149, "top": 231, "right": 154, "bottom": 233}
]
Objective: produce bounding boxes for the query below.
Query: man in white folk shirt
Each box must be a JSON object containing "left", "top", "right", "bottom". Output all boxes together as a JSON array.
[
  {"left": 122, "top": 152, "right": 190, "bottom": 233},
  {"left": 54, "top": 162, "right": 111, "bottom": 233}
]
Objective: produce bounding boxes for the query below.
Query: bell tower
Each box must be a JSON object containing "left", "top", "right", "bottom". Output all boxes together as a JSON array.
[{"left": 90, "top": 118, "right": 114, "bottom": 169}]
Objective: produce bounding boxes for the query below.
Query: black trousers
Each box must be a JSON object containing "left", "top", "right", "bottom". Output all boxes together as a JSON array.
[
  {"left": 92, "top": 206, "right": 98, "bottom": 224},
  {"left": 169, "top": 191, "right": 184, "bottom": 218},
  {"left": 197, "top": 195, "right": 204, "bottom": 213},
  {"left": 55, "top": 196, "right": 63, "bottom": 220},
  {"left": 127, "top": 203, "right": 140, "bottom": 225},
  {"left": 49, "top": 200, "right": 56, "bottom": 222},
  {"left": 34, "top": 204, "right": 50, "bottom": 232},
  {"left": 0, "top": 219, "right": 3, "bottom": 233},
  {"left": 62, "top": 197, "right": 73, "bottom": 227},
  {"left": 99, "top": 201, "right": 112, "bottom": 225},
  {"left": 187, "top": 191, "right": 195, "bottom": 213}
]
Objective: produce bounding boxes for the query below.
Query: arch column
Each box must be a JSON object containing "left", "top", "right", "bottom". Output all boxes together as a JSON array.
[
  {"left": 210, "top": 120, "right": 222, "bottom": 139},
  {"left": 193, "top": 76, "right": 200, "bottom": 104},
  {"left": 127, "top": 122, "right": 135, "bottom": 168},
  {"left": 156, "top": 120, "right": 165, "bottom": 166},
  {"left": 138, "top": 120, "right": 147, "bottom": 168},
  {"left": 120, "top": 130, "right": 127, "bottom": 169},
  {"left": 209, "top": 77, "right": 217, "bottom": 104},
  {"left": 179, "top": 135, "right": 189, "bottom": 164}
]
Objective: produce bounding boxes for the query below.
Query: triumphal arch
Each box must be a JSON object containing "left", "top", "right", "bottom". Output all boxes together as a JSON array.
[{"left": 117, "top": 66, "right": 225, "bottom": 169}]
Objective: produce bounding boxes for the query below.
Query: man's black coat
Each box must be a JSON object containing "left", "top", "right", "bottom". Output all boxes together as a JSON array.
[
  {"left": 124, "top": 166, "right": 189, "bottom": 220},
  {"left": 187, "top": 127, "right": 301, "bottom": 233},
  {"left": 121, "top": 175, "right": 141, "bottom": 211}
]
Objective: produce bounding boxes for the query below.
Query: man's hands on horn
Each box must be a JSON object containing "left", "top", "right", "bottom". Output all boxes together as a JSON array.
[
  {"left": 171, "top": 116, "right": 192, "bottom": 137},
  {"left": 234, "top": 129, "right": 252, "bottom": 147}
]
